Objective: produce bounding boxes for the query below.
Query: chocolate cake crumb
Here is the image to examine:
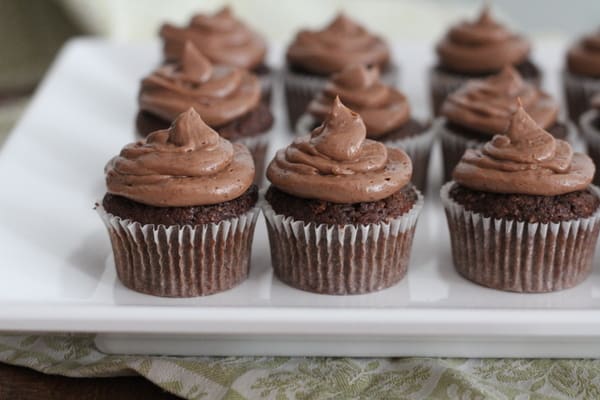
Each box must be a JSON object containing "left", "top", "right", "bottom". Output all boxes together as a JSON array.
[
  {"left": 266, "top": 185, "right": 418, "bottom": 225},
  {"left": 450, "top": 183, "right": 599, "bottom": 223},
  {"left": 102, "top": 185, "right": 258, "bottom": 225}
]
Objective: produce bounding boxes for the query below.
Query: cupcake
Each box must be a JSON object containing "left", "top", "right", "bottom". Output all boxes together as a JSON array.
[
  {"left": 296, "top": 64, "right": 434, "bottom": 191},
  {"left": 136, "top": 41, "right": 273, "bottom": 185},
  {"left": 263, "top": 97, "right": 423, "bottom": 295},
  {"left": 97, "top": 109, "right": 260, "bottom": 297},
  {"left": 563, "top": 28, "right": 600, "bottom": 122},
  {"left": 159, "top": 6, "right": 273, "bottom": 103},
  {"left": 284, "top": 13, "right": 398, "bottom": 130},
  {"left": 580, "top": 94, "right": 600, "bottom": 184},
  {"left": 439, "top": 66, "right": 574, "bottom": 182},
  {"left": 441, "top": 103, "right": 600, "bottom": 293},
  {"left": 430, "top": 5, "right": 541, "bottom": 116}
]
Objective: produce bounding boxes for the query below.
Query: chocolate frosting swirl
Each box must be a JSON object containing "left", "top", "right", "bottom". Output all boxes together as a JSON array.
[
  {"left": 106, "top": 108, "right": 254, "bottom": 207},
  {"left": 308, "top": 64, "right": 410, "bottom": 137},
  {"left": 138, "top": 42, "right": 261, "bottom": 127},
  {"left": 441, "top": 66, "right": 558, "bottom": 135},
  {"left": 160, "top": 6, "right": 267, "bottom": 70},
  {"left": 567, "top": 29, "right": 600, "bottom": 77},
  {"left": 436, "top": 6, "right": 530, "bottom": 73},
  {"left": 267, "top": 97, "right": 412, "bottom": 203},
  {"left": 286, "top": 14, "right": 390, "bottom": 75},
  {"left": 453, "top": 103, "right": 594, "bottom": 196}
]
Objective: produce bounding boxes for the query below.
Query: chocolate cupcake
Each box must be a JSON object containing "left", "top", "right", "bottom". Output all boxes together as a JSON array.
[
  {"left": 284, "top": 13, "right": 398, "bottom": 129},
  {"left": 296, "top": 64, "right": 434, "bottom": 191},
  {"left": 442, "top": 104, "right": 600, "bottom": 293},
  {"left": 563, "top": 28, "right": 600, "bottom": 122},
  {"left": 430, "top": 6, "right": 541, "bottom": 116},
  {"left": 159, "top": 6, "right": 273, "bottom": 103},
  {"left": 97, "top": 108, "right": 260, "bottom": 297},
  {"left": 136, "top": 42, "right": 273, "bottom": 185},
  {"left": 580, "top": 94, "right": 600, "bottom": 184},
  {"left": 439, "top": 66, "right": 574, "bottom": 182},
  {"left": 263, "top": 97, "right": 423, "bottom": 295}
]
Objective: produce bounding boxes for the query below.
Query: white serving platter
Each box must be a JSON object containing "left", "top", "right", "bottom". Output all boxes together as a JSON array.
[{"left": 2, "top": 38, "right": 600, "bottom": 358}]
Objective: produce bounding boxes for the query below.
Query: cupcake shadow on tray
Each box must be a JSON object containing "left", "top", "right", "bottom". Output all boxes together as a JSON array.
[{"left": 94, "top": 5, "right": 600, "bottom": 297}]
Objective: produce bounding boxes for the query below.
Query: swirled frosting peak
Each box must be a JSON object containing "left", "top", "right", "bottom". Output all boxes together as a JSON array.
[
  {"left": 436, "top": 5, "right": 530, "bottom": 73},
  {"left": 453, "top": 103, "right": 594, "bottom": 196},
  {"left": 139, "top": 41, "right": 260, "bottom": 127},
  {"left": 567, "top": 29, "right": 600, "bottom": 77},
  {"left": 160, "top": 6, "right": 267, "bottom": 70},
  {"left": 286, "top": 13, "right": 390, "bottom": 75},
  {"left": 441, "top": 66, "right": 558, "bottom": 135},
  {"left": 308, "top": 64, "right": 410, "bottom": 137},
  {"left": 106, "top": 108, "right": 254, "bottom": 207},
  {"left": 267, "top": 97, "right": 412, "bottom": 203}
]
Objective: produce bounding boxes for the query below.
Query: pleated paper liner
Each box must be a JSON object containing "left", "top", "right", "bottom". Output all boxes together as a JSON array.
[
  {"left": 563, "top": 70, "right": 600, "bottom": 123},
  {"left": 235, "top": 127, "right": 271, "bottom": 188},
  {"left": 441, "top": 182, "right": 600, "bottom": 293},
  {"left": 262, "top": 189, "right": 424, "bottom": 295},
  {"left": 429, "top": 67, "right": 542, "bottom": 117},
  {"left": 258, "top": 71, "right": 275, "bottom": 106},
  {"left": 296, "top": 113, "right": 434, "bottom": 192},
  {"left": 283, "top": 64, "right": 399, "bottom": 130},
  {"left": 581, "top": 109, "right": 600, "bottom": 185},
  {"left": 438, "top": 118, "right": 578, "bottom": 183},
  {"left": 96, "top": 203, "right": 260, "bottom": 298}
]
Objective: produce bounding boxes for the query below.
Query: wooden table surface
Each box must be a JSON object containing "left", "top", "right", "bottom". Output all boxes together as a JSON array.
[{"left": 0, "top": 362, "right": 180, "bottom": 399}]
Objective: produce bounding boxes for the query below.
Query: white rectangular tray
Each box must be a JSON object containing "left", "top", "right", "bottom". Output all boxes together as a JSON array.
[{"left": 2, "top": 38, "right": 600, "bottom": 358}]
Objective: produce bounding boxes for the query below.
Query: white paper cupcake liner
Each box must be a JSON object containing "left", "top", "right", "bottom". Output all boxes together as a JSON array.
[
  {"left": 96, "top": 203, "right": 260, "bottom": 297},
  {"left": 296, "top": 113, "right": 435, "bottom": 191},
  {"left": 283, "top": 64, "right": 399, "bottom": 130},
  {"left": 235, "top": 126, "right": 272, "bottom": 188},
  {"left": 441, "top": 181, "right": 600, "bottom": 293},
  {"left": 429, "top": 66, "right": 542, "bottom": 117},
  {"left": 258, "top": 70, "right": 275, "bottom": 106},
  {"left": 262, "top": 189, "right": 424, "bottom": 295},
  {"left": 563, "top": 70, "right": 600, "bottom": 123},
  {"left": 580, "top": 109, "right": 600, "bottom": 185},
  {"left": 439, "top": 117, "right": 578, "bottom": 183}
]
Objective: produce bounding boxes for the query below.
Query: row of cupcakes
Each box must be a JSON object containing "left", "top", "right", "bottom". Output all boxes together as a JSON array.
[
  {"left": 97, "top": 95, "right": 600, "bottom": 297},
  {"left": 154, "top": 5, "right": 600, "bottom": 123}
]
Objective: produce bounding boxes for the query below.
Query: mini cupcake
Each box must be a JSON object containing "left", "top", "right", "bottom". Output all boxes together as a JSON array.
[
  {"left": 284, "top": 13, "right": 398, "bottom": 129},
  {"left": 563, "top": 28, "right": 600, "bottom": 122},
  {"left": 430, "top": 6, "right": 541, "bottom": 116},
  {"left": 439, "top": 66, "right": 574, "bottom": 182},
  {"left": 136, "top": 42, "right": 273, "bottom": 185},
  {"left": 442, "top": 103, "right": 600, "bottom": 293},
  {"left": 263, "top": 97, "right": 423, "bottom": 295},
  {"left": 580, "top": 94, "right": 600, "bottom": 184},
  {"left": 160, "top": 6, "right": 273, "bottom": 103},
  {"left": 97, "top": 108, "right": 260, "bottom": 297},
  {"left": 296, "top": 64, "right": 434, "bottom": 191}
]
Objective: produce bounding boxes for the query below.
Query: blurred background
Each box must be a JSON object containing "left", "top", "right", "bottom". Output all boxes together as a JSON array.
[{"left": 0, "top": 0, "right": 598, "bottom": 146}]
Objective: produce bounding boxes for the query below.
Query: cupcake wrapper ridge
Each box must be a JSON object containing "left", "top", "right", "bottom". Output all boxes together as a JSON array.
[
  {"left": 441, "top": 182, "right": 600, "bottom": 293},
  {"left": 262, "top": 190, "right": 423, "bottom": 295},
  {"left": 563, "top": 70, "right": 600, "bottom": 123},
  {"left": 236, "top": 126, "right": 272, "bottom": 188},
  {"left": 96, "top": 204, "right": 260, "bottom": 297},
  {"left": 581, "top": 109, "right": 600, "bottom": 185}
]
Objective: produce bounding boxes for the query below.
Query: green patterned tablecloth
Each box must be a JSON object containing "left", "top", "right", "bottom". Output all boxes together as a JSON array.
[{"left": 0, "top": 333, "right": 599, "bottom": 399}]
